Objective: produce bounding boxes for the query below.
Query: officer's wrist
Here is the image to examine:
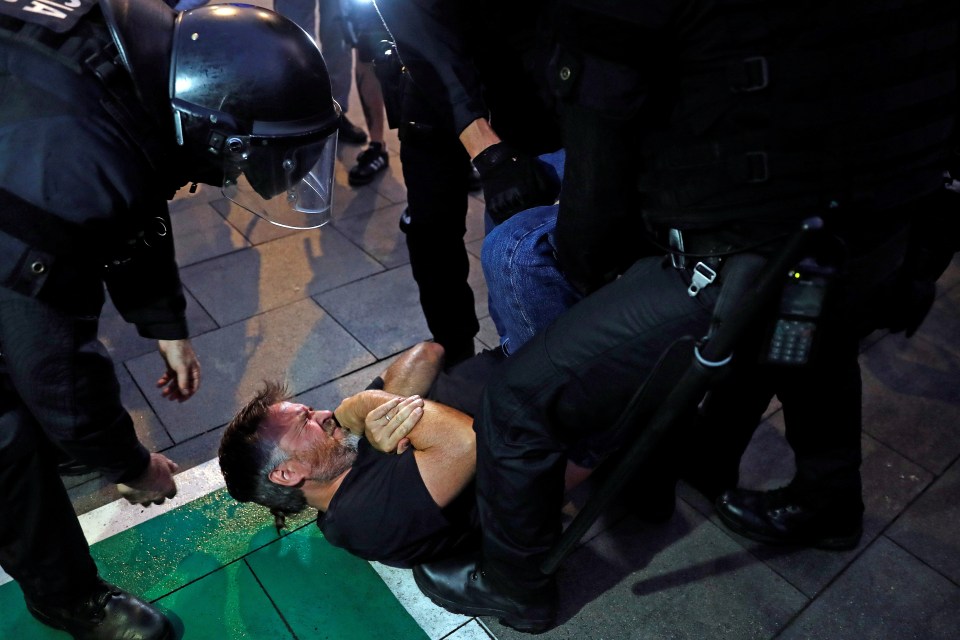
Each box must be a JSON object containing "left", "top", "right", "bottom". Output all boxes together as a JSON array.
[{"left": 459, "top": 118, "right": 501, "bottom": 160}]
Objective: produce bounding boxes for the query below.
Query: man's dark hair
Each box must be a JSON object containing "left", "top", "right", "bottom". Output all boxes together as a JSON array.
[{"left": 219, "top": 380, "right": 306, "bottom": 532}]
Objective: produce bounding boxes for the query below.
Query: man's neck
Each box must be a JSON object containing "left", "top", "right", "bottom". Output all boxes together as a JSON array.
[{"left": 303, "top": 467, "right": 353, "bottom": 512}]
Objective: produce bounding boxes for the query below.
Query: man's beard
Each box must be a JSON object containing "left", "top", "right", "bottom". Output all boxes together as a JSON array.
[{"left": 308, "top": 432, "right": 361, "bottom": 483}]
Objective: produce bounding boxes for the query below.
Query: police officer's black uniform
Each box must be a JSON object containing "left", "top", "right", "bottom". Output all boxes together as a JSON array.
[
  {"left": 412, "top": 0, "right": 958, "bottom": 632},
  {"left": 1, "top": 1, "right": 343, "bottom": 638},
  {"left": 374, "top": 0, "right": 561, "bottom": 365},
  {"left": 0, "top": 0, "right": 188, "bottom": 613}
]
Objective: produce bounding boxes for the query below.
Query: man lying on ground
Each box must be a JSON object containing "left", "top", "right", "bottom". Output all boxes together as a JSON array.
[
  {"left": 218, "top": 343, "right": 501, "bottom": 567},
  {"left": 218, "top": 342, "right": 608, "bottom": 567}
]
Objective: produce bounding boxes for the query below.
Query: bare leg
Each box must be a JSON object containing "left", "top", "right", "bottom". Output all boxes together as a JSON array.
[
  {"left": 356, "top": 59, "right": 386, "bottom": 145},
  {"left": 380, "top": 342, "right": 446, "bottom": 397}
]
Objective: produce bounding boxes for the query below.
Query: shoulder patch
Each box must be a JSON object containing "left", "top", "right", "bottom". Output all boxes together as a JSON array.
[{"left": 0, "top": 0, "right": 97, "bottom": 34}]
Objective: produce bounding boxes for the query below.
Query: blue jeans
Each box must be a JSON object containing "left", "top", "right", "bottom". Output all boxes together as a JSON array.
[
  {"left": 482, "top": 203, "right": 583, "bottom": 355},
  {"left": 482, "top": 151, "right": 580, "bottom": 354}
]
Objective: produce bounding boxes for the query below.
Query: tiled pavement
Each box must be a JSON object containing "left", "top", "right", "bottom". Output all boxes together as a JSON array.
[{"left": 3, "top": 14, "right": 960, "bottom": 639}]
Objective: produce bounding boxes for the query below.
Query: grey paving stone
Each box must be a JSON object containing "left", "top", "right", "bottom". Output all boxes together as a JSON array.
[
  {"left": 168, "top": 183, "right": 223, "bottom": 213},
  {"left": 476, "top": 314, "right": 501, "bottom": 350},
  {"left": 490, "top": 502, "right": 808, "bottom": 640},
  {"left": 464, "top": 195, "right": 489, "bottom": 245},
  {"left": 887, "top": 457, "right": 960, "bottom": 585},
  {"left": 124, "top": 299, "right": 375, "bottom": 441},
  {"left": 313, "top": 266, "right": 433, "bottom": 359},
  {"left": 859, "top": 327, "right": 890, "bottom": 352},
  {"left": 169, "top": 199, "right": 251, "bottom": 267},
  {"left": 778, "top": 537, "right": 960, "bottom": 640},
  {"left": 736, "top": 414, "right": 796, "bottom": 490},
  {"left": 710, "top": 414, "right": 932, "bottom": 597},
  {"left": 330, "top": 164, "right": 397, "bottom": 223},
  {"left": 60, "top": 469, "right": 101, "bottom": 491},
  {"left": 470, "top": 191, "right": 485, "bottom": 208},
  {"left": 934, "top": 252, "right": 960, "bottom": 293},
  {"left": 293, "top": 355, "right": 403, "bottom": 416},
  {"left": 99, "top": 288, "right": 219, "bottom": 364},
  {"left": 382, "top": 126, "right": 402, "bottom": 156},
  {"left": 160, "top": 426, "right": 227, "bottom": 475},
  {"left": 209, "top": 196, "right": 304, "bottom": 246},
  {"left": 859, "top": 287, "right": 960, "bottom": 475},
  {"left": 467, "top": 252, "right": 490, "bottom": 320},
  {"left": 210, "top": 181, "right": 393, "bottom": 246},
  {"left": 364, "top": 147, "right": 407, "bottom": 204},
  {"left": 178, "top": 225, "right": 384, "bottom": 326},
  {"left": 466, "top": 237, "right": 484, "bottom": 260},
  {"left": 68, "top": 476, "right": 117, "bottom": 516},
  {"left": 331, "top": 201, "right": 411, "bottom": 268},
  {"left": 117, "top": 364, "right": 174, "bottom": 452}
]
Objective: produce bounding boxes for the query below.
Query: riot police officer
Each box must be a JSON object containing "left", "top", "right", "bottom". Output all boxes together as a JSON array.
[
  {"left": 0, "top": 1, "right": 340, "bottom": 638},
  {"left": 411, "top": 0, "right": 958, "bottom": 632},
  {"left": 374, "top": 0, "right": 562, "bottom": 366}
]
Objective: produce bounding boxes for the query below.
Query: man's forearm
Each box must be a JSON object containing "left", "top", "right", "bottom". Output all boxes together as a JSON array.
[
  {"left": 334, "top": 390, "right": 396, "bottom": 435},
  {"left": 406, "top": 401, "right": 473, "bottom": 452},
  {"left": 338, "top": 389, "right": 475, "bottom": 507},
  {"left": 335, "top": 390, "right": 472, "bottom": 450}
]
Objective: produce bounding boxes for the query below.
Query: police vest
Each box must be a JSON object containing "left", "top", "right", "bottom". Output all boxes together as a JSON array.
[
  {"left": 636, "top": 0, "right": 957, "bottom": 231},
  {"left": 0, "top": 1, "right": 176, "bottom": 269}
]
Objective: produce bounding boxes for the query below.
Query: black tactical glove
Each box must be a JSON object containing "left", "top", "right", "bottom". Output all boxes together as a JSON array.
[{"left": 473, "top": 142, "right": 561, "bottom": 224}]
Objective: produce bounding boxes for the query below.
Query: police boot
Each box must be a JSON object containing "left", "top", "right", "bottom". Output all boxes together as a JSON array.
[
  {"left": 26, "top": 579, "right": 173, "bottom": 640},
  {"left": 413, "top": 554, "right": 557, "bottom": 634},
  {"left": 716, "top": 486, "right": 863, "bottom": 551}
]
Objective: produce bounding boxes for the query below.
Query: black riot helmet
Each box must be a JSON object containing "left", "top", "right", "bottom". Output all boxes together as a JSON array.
[{"left": 101, "top": 0, "right": 341, "bottom": 228}]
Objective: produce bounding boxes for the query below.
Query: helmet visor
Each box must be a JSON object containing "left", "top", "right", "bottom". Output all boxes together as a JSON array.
[{"left": 222, "top": 130, "right": 338, "bottom": 229}]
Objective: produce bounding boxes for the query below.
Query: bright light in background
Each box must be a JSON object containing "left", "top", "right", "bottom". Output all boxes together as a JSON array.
[{"left": 174, "top": 76, "right": 194, "bottom": 94}]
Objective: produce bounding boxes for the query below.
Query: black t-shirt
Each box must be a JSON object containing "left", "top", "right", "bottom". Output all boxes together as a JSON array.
[
  {"left": 317, "top": 440, "right": 479, "bottom": 568},
  {"left": 316, "top": 348, "right": 504, "bottom": 567}
]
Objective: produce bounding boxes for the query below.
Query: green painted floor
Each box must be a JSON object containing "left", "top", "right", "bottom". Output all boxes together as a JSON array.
[{"left": 0, "top": 489, "right": 428, "bottom": 640}]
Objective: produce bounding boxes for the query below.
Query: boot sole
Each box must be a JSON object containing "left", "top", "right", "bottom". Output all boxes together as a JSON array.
[{"left": 412, "top": 570, "right": 553, "bottom": 634}]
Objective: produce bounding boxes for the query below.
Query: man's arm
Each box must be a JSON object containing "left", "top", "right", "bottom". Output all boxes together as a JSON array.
[
  {"left": 415, "top": 405, "right": 475, "bottom": 507},
  {"left": 335, "top": 390, "right": 476, "bottom": 508}
]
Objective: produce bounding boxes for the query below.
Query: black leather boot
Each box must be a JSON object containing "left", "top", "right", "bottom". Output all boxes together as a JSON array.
[
  {"left": 716, "top": 486, "right": 863, "bottom": 551},
  {"left": 25, "top": 579, "right": 173, "bottom": 640},
  {"left": 413, "top": 554, "right": 557, "bottom": 634}
]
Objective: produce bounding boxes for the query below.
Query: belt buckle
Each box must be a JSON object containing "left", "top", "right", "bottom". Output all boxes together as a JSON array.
[{"left": 687, "top": 261, "right": 717, "bottom": 297}]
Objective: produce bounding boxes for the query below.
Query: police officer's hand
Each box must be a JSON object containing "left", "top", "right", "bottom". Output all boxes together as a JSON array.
[
  {"left": 473, "top": 142, "right": 561, "bottom": 225},
  {"left": 117, "top": 453, "right": 179, "bottom": 507},
  {"left": 157, "top": 338, "right": 201, "bottom": 402}
]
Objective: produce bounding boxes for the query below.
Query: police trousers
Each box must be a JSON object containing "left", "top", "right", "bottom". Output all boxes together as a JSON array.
[
  {"left": 473, "top": 255, "right": 724, "bottom": 588},
  {"left": 0, "top": 286, "right": 141, "bottom": 602}
]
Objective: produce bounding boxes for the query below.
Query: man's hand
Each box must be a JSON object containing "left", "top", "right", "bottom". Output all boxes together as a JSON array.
[
  {"left": 117, "top": 453, "right": 179, "bottom": 506},
  {"left": 364, "top": 395, "right": 424, "bottom": 454},
  {"left": 157, "top": 339, "right": 200, "bottom": 402},
  {"left": 473, "top": 142, "right": 561, "bottom": 224}
]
